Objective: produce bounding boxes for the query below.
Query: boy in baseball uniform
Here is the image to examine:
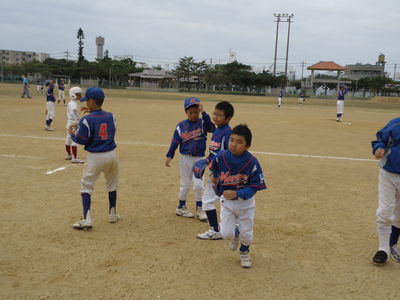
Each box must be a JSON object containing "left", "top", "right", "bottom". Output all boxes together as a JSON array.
[
  {"left": 211, "top": 124, "right": 266, "bottom": 268},
  {"left": 45, "top": 80, "right": 56, "bottom": 131},
  {"left": 197, "top": 101, "right": 234, "bottom": 240},
  {"left": 371, "top": 117, "right": 400, "bottom": 264},
  {"left": 165, "top": 97, "right": 215, "bottom": 220},
  {"left": 65, "top": 87, "right": 84, "bottom": 163},
  {"left": 70, "top": 87, "right": 120, "bottom": 230},
  {"left": 57, "top": 79, "right": 66, "bottom": 105},
  {"left": 336, "top": 84, "right": 348, "bottom": 122}
]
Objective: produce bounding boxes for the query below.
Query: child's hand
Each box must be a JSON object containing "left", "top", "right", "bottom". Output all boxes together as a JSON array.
[
  {"left": 211, "top": 177, "right": 218, "bottom": 184},
  {"left": 223, "top": 190, "right": 237, "bottom": 200},
  {"left": 374, "top": 148, "right": 385, "bottom": 159},
  {"left": 81, "top": 107, "right": 90, "bottom": 114},
  {"left": 165, "top": 157, "right": 172, "bottom": 167}
]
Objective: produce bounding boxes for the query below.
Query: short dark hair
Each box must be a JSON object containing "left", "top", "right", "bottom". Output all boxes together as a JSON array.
[
  {"left": 93, "top": 98, "right": 104, "bottom": 107},
  {"left": 215, "top": 101, "right": 234, "bottom": 119},
  {"left": 231, "top": 124, "right": 252, "bottom": 146}
]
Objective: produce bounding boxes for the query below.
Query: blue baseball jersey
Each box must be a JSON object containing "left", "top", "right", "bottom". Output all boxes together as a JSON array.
[
  {"left": 279, "top": 91, "right": 283, "bottom": 97},
  {"left": 208, "top": 124, "right": 231, "bottom": 161},
  {"left": 337, "top": 88, "right": 348, "bottom": 100},
  {"left": 46, "top": 84, "right": 55, "bottom": 102},
  {"left": 211, "top": 150, "right": 266, "bottom": 200},
  {"left": 72, "top": 110, "right": 117, "bottom": 153},
  {"left": 58, "top": 81, "right": 65, "bottom": 91},
  {"left": 22, "top": 77, "right": 29, "bottom": 86},
  {"left": 166, "top": 112, "right": 215, "bottom": 158},
  {"left": 372, "top": 117, "right": 400, "bottom": 174}
]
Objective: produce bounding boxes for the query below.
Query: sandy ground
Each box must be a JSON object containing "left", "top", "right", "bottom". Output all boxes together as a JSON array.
[{"left": 0, "top": 83, "right": 399, "bottom": 299}]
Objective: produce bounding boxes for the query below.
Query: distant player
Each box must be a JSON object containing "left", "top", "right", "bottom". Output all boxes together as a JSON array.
[
  {"left": 298, "top": 91, "right": 305, "bottom": 104},
  {"left": 165, "top": 97, "right": 215, "bottom": 220},
  {"left": 21, "top": 74, "right": 32, "bottom": 99},
  {"left": 371, "top": 117, "right": 400, "bottom": 264},
  {"left": 278, "top": 89, "right": 283, "bottom": 108},
  {"left": 57, "top": 79, "right": 66, "bottom": 105},
  {"left": 196, "top": 101, "right": 234, "bottom": 240},
  {"left": 336, "top": 84, "right": 348, "bottom": 122},
  {"left": 65, "top": 87, "right": 85, "bottom": 163},
  {"left": 36, "top": 79, "right": 43, "bottom": 94},
  {"left": 211, "top": 124, "right": 266, "bottom": 268},
  {"left": 70, "top": 87, "right": 120, "bottom": 230},
  {"left": 45, "top": 79, "right": 56, "bottom": 131}
]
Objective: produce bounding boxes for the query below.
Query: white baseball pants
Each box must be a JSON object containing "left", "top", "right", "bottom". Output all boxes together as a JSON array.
[
  {"left": 220, "top": 195, "right": 255, "bottom": 246},
  {"left": 80, "top": 150, "right": 119, "bottom": 195},
  {"left": 278, "top": 97, "right": 282, "bottom": 106},
  {"left": 202, "top": 177, "right": 220, "bottom": 211},
  {"left": 337, "top": 100, "right": 344, "bottom": 115},
  {"left": 65, "top": 120, "right": 77, "bottom": 146},
  {"left": 58, "top": 90, "right": 65, "bottom": 101},
  {"left": 46, "top": 101, "right": 55, "bottom": 120},
  {"left": 179, "top": 154, "right": 204, "bottom": 202},
  {"left": 376, "top": 168, "right": 400, "bottom": 253}
]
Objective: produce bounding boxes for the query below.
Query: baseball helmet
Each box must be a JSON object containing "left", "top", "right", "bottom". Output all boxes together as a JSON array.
[
  {"left": 44, "top": 80, "right": 50, "bottom": 86},
  {"left": 193, "top": 159, "right": 208, "bottom": 179},
  {"left": 69, "top": 87, "right": 83, "bottom": 100}
]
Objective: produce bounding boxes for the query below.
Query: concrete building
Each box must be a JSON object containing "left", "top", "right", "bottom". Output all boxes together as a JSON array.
[
  {"left": 128, "top": 69, "right": 177, "bottom": 89},
  {"left": 96, "top": 36, "right": 104, "bottom": 60},
  {"left": 344, "top": 54, "right": 386, "bottom": 80},
  {"left": 0, "top": 49, "right": 50, "bottom": 64}
]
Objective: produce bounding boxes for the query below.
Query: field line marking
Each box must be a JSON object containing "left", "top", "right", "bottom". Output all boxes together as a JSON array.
[
  {"left": 0, "top": 154, "right": 37, "bottom": 158},
  {"left": 46, "top": 166, "right": 69, "bottom": 175},
  {"left": 1, "top": 133, "right": 376, "bottom": 162}
]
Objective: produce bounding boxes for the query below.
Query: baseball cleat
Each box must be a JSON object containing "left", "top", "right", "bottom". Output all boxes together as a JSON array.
[
  {"left": 65, "top": 154, "right": 72, "bottom": 160},
  {"left": 197, "top": 228, "right": 223, "bottom": 240},
  {"left": 109, "top": 207, "right": 121, "bottom": 223},
  {"left": 372, "top": 250, "right": 388, "bottom": 264},
  {"left": 240, "top": 251, "right": 252, "bottom": 268},
  {"left": 176, "top": 206, "right": 194, "bottom": 218},
  {"left": 71, "top": 158, "right": 85, "bottom": 164},
  {"left": 45, "top": 126, "right": 54, "bottom": 131},
  {"left": 390, "top": 246, "right": 400, "bottom": 263},
  {"left": 73, "top": 219, "right": 92, "bottom": 230},
  {"left": 196, "top": 208, "right": 208, "bottom": 221}
]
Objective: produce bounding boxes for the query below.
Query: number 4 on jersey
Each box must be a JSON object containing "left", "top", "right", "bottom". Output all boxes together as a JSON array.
[{"left": 99, "top": 123, "right": 108, "bottom": 140}]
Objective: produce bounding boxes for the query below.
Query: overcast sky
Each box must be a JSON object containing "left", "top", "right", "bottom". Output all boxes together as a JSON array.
[{"left": 1, "top": 0, "right": 399, "bottom": 77}]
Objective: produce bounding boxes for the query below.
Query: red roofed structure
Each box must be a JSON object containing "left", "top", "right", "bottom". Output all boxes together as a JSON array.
[{"left": 302, "top": 61, "right": 351, "bottom": 94}]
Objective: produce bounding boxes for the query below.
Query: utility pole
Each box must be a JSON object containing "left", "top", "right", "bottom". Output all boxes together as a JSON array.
[
  {"left": 284, "top": 14, "right": 294, "bottom": 84},
  {"left": 64, "top": 50, "right": 70, "bottom": 61},
  {"left": 394, "top": 64, "right": 397, "bottom": 81},
  {"left": 273, "top": 14, "right": 281, "bottom": 76}
]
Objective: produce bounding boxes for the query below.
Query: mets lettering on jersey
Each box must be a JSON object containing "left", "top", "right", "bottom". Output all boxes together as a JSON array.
[
  {"left": 72, "top": 110, "right": 117, "bottom": 153},
  {"left": 211, "top": 150, "right": 266, "bottom": 200},
  {"left": 166, "top": 112, "right": 215, "bottom": 158},
  {"left": 208, "top": 124, "right": 231, "bottom": 160}
]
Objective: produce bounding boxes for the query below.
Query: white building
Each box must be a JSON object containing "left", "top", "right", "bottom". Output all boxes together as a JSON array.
[{"left": 0, "top": 49, "right": 50, "bottom": 64}]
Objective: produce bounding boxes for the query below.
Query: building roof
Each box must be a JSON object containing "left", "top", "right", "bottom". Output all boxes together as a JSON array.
[
  {"left": 128, "top": 69, "right": 176, "bottom": 79},
  {"left": 307, "top": 61, "right": 346, "bottom": 71}
]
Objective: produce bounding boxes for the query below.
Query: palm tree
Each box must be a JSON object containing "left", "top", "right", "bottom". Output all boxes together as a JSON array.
[{"left": 77, "top": 28, "right": 85, "bottom": 63}]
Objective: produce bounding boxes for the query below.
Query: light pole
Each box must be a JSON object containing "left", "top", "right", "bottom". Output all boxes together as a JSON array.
[
  {"left": 273, "top": 14, "right": 281, "bottom": 76},
  {"left": 284, "top": 14, "right": 294, "bottom": 83}
]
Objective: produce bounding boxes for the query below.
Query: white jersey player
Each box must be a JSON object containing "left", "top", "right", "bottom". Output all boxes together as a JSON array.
[{"left": 65, "top": 87, "right": 84, "bottom": 163}]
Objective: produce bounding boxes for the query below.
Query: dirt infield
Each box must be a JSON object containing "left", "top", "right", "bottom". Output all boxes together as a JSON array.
[{"left": 1, "top": 83, "right": 399, "bottom": 299}]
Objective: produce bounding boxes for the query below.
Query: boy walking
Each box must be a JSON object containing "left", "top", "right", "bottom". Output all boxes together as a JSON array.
[
  {"left": 70, "top": 87, "right": 120, "bottom": 230},
  {"left": 165, "top": 97, "right": 215, "bottom": 220},
  {"left": 45, "top": 80, "right": 56, "bottom": 131},
  {"left": 196, "top": 101, "right": 234, "bottom": 240},
  {"left": 57, "top": 79, "right": 66, "bottom": 105},
  {"left": 371, "top": 117, "right": 400, "bottom": 264},
  {"left": 65, "top": 87, "right": 84, "bottom": 163},
  {"left": 21, "top": 74, "right": 32, "bottom": 99},
  {"left": 211, "top": 124, "right": 266, "bottom": 268}
]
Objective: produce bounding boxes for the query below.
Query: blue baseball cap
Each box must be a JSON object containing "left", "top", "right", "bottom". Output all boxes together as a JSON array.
[
  {"left": 184, "top": 97, "right": 200, "bottom": 109},
  {"left": 80, "top": 87, "right": 105, "bottom": 102}
]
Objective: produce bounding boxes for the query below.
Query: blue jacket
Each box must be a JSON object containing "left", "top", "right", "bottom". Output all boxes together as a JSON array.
[
  {"left": 46, "top": 84, "right": 55, "bottom": 102},
  {"left": 371, "top": 118, "right": 400, "bottom": 174},
  {"left": 166, "top": 112, "right": 215, "bottom": 158},
  {"left": 211, "top": 150, "right": 266, "bottom": 200},
  {"left": 208, "top": 124, "right": 231, "bottom": 161},
  {"left": 72, "top": 110, "right": 117, "bottom": 153},
  {"left": 337, "top": 88, "right": 348, "bottom": 100}
]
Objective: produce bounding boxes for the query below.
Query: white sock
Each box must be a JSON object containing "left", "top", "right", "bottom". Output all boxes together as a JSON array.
[{"left": 378, "top": 231, "right": 390, "bottom": 254}]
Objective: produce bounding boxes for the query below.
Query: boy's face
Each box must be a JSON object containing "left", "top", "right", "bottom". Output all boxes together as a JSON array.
[
  {"left": 213, "top": 109, "right": 230, "bottom": 127},
  {"left": 186, "top": 105, "right": 200, "bottom": 121},
  {"left": 229, "top": 134, "right": 250, "bottom": 156},
  {"left": 75, "top": 93, "right": 82, "bottom": 101},
  {"left": 86, "top": 99, "right": 97, "bottom": 110}
]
